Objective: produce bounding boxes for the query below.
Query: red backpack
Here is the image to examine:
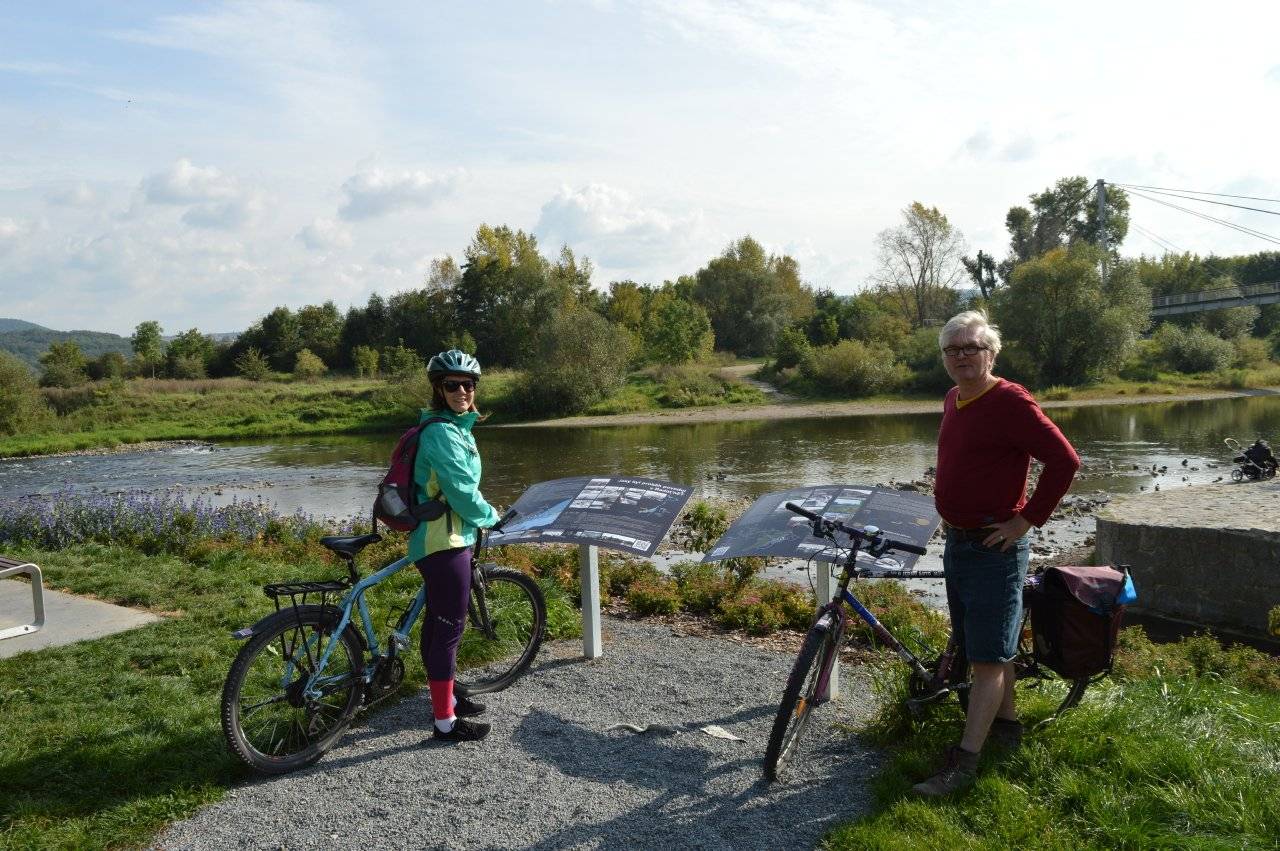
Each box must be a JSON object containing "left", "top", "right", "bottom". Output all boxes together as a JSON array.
[{"left": 372, "top": 416, "right": 452, "bottom": 533}]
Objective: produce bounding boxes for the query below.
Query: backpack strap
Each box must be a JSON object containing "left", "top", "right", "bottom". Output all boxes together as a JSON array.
[{"left": 410, "top": 416, "right": 456, "bottom": 520}]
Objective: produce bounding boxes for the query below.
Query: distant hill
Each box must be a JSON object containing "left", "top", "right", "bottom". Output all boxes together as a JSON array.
[
  {"left": 0, "top": 326, "right": 133, "bottom": 370},
  {"left": 0, "top": 318, "right": 48, "bottom": 334}
]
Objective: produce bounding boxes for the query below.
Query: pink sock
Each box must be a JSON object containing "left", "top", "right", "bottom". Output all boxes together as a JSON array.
[{"left": 429, "top": 679, "right": 455, "bottom": 721}]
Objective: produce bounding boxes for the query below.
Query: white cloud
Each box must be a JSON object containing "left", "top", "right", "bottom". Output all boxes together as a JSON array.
[
  {"left": 134, "top": 159, "right": 264, "bottom": 231},
  {"left": 111, "top": 1, "right": 379, "bottom": 143},
  {"left": 1267, "top": 65, "right": 1280, "bottom": 84},
  {"left": 296, "top": 218, "right": 353, "bottom": 251},
  {"left": 535, "top": 183, "right": 706, "bottom": 269},
  {"left": 182, "top": 195, "right": 265, "bottom": 230},
  {"left": 0, "top": 218, "right": 25, "bottom": 240},
  {"left": 46, "top": 182, "right": 97, "bottom": 207},
  {"left": 142, "top": 159, "right": 239, "bottom": 205},
  {"left": 338, "top": 168, "right": 464, "bottom": 221}
]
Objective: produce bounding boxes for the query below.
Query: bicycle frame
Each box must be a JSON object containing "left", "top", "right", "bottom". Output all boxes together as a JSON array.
[
  {"left": 301, "top": 554, "right": 422, "bottom": 702},
  {"left": 818, "top": 560, "right": 946, "bottom": 701}
]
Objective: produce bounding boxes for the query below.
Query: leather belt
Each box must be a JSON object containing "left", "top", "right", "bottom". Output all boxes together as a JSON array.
[{"left": 942, "top": 521, "right": 998, "bottom": 543}]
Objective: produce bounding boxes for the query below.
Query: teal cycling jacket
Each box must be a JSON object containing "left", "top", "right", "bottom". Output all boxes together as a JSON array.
[{"left": 406, "top": 407, "right": 501, "bottom": 560}]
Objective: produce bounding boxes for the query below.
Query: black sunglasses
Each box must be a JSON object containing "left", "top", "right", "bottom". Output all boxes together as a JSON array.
[{"left": 442, "top": 379, "right": 476, "bottom": 393}]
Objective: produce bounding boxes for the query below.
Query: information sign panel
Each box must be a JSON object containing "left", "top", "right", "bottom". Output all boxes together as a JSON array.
[
  {"left": 485, "top": 476, "right": 693, "bottom": 557},
  {"left": 701, "top": 485, "right": 940, "bottom": 571}
]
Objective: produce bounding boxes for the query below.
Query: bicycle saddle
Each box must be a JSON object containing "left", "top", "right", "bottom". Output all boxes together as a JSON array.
[{"left": 319, "top": 533, "right": 383, "bottom": 558}]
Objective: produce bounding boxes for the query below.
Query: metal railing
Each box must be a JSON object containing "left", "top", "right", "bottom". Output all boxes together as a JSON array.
[
  {"left": 1151, "top": 280, "right": 1280, "bottom": 310},
  {"left": 0, "top": 556, "right": 45, "bottom": 641}
]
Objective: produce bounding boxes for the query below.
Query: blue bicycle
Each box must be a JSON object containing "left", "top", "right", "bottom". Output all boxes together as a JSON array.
[{"left": 220, "top": 512, "right": 545, "bottom": 774}]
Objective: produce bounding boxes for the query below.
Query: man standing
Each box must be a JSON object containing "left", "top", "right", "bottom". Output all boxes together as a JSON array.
[{"left": 913, "top": 311, "right": 1080, "bottom": 797}]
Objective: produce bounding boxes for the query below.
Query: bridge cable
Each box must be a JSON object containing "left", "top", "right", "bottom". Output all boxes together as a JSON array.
[
  {"left": 1112, "top": 184, "right": 1280, "bottom": 218},
  {"left": 1128, "top": 223, "right": 1240, "bottom": 283},
  {"left": 1108, "top": 183, "right": 1280, "bottom": 205},
  {"left": 1124, "top": 190, "right": 1280, "bottom": 248}
]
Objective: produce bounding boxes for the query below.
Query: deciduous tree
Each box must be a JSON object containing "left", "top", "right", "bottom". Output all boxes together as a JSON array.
[
  {"left": 870, "top": 203, "right": 967, "bottom": 329},
  {"left": 993, "top": 246, "right": 1149, "bottom": 386},
  {"left": 130, "top": 320, "right": 165, "bottom": 378},
  {"left": 693, "top": 236, "right": 813, "bottom": 357}
]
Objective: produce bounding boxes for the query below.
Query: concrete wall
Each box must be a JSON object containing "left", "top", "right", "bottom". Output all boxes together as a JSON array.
[{"left": 1095, "top": 481, "right": 1280, "bottom": 637}]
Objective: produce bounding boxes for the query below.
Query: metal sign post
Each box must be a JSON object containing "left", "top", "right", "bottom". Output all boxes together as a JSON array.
[
  {"left": 578, "top": 544, "right": 602, "bottom": 659},
  {"left": 814, "top": 561, "right": 839, "bottom": 699}
]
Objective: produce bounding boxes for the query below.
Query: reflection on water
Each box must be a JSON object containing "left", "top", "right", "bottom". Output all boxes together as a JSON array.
[{"left": 2, "top": 395, "right": 1278, "bottom": 520}]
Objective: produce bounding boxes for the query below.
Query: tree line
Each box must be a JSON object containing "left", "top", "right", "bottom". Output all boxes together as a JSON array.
[{"left": 22, "top": 173, "right": 1280, "bottom": 412}]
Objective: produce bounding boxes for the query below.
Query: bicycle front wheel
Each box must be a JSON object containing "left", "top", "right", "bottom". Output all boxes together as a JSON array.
[
  {"left": 455, "top": 566, "right": 546, "bottom": 695},
  {"left": 221, "top": 605, "right": 365, "bottom": 774},
  {"left": 763, "top": 623, "right": 837, "bottom": 782}
]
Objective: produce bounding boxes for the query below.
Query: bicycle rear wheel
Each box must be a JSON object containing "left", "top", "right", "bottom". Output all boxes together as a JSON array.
[
  {"left": 221, "top": 605, "right": 365, "bottom": 774},
  {"left": 454, "top": 566, "right": 546, "bottom": 695},
  {"left": 763, "top": 623, "right": 837, "bottom": 782}
]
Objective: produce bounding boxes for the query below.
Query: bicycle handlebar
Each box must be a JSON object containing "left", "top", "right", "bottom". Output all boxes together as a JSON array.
[{"left": 784, "top": 501, "right": 927, "bottom": 556}]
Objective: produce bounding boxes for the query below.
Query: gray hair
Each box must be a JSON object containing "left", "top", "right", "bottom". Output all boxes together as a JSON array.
[{"left": 939, "top": 310, "right": 1002, "bottom": 357}]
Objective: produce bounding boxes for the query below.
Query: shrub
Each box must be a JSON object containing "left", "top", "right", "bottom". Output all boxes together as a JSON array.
[
  {"left": 600, "top": 558, "right": 662, "bottom": 602},
  {"left": 772, "top": 326, "right": 811, "bottom": 370},
  {"left": 234, "top": 347, "right": 271, "bottom": 380},
  {"left": 351, "top": 345, "right": 380, "bottom": 378},
  {"left": 169, "top": 354, "right": 207, "bottom": 380},
  {"left": 1153, "top": 323, "right": 1235, "bottom": 373},
  {"left": 521, "top": 309, "right": 632, "bottom": 416},
  {"left": 38, "top": 340, "right": 88, "bottom": 388},
  {"left": 0, "top": 352, "right": 50, "bottom": 436},
  {"left": 1232, "top": 335, "right": 1272, "bottom": 369},
  {"left": 1270, "top": 604, "right": 1280, "bottom": 638},
  {"left": 626, "top": 575, "right": 680, "bottom": 616},
  {"left": 673, "top": 500, "right": 729, "bottom": 553},
  {"left": 293, "top": 348, "right": 327, "bottom": 382},
  {"left": 799, "top": 339, "right": 908, "bottom": 397},
  {"left": 382, "top": 340, "right": 425, "bottom": 379},
  {"left": 671, "top": 561, "right": 731, "bottom": 614},
  {"left": 895, "top": 327, "right": 952, "bottom": 393},
  {"left": 714, "top": 579, "right": 813, "bottom": 635},
  {"left": 86, "top": 351, "right": 127, "bottom": 381}
]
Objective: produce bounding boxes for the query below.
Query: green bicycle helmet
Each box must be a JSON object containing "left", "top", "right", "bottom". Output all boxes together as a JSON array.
[{"left": 427, "top": 349, "right": 481, "bottom": 379}]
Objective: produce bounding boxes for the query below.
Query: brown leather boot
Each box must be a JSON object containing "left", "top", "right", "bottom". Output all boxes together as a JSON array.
[{"left": 911, "top": 745, "right": 980, "bottom": 797}]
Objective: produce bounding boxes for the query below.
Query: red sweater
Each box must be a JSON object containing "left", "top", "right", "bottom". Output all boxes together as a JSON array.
[{"left": 935, "top": 379, "right": 1080, "bottom": 529}]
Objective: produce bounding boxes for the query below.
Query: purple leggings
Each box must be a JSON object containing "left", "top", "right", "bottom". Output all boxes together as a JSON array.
[{"left": 415, "top": 546, "right": 473, "bottom": 681}]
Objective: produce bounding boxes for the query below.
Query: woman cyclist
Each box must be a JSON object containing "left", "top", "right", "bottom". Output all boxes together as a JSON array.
[{"left": 410, "top": 349, "right": 502, "bottom": 742}]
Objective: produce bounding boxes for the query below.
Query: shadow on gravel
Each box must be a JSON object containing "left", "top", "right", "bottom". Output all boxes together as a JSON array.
[{"left": 513, "top": 707, "right": 879, "bottom": 850}]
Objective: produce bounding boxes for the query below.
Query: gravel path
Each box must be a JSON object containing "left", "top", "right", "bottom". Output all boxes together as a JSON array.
[{"left": 154, "top": 617, "right": 886, "bottom": 851}]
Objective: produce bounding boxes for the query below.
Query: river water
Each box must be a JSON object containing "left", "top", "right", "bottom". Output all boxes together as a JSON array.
[{"left": 4, "top": 395, "right": 1278, "bottom": 521}]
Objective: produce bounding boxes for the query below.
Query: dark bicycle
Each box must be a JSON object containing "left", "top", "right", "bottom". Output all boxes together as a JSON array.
[
  {"left": 763, "top": 502, "right": 1092, "bottom": 782},
  {"left": 221, "top": 510, "right": 545, "bottom": 774}
]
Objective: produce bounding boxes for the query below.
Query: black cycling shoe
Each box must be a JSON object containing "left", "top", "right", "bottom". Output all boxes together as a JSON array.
[
  {"left": 454, "top": 695, "right": 487, "bottom": 717},
  {"left": 432, "top": 717, "right": 490, "bottom": 742}
]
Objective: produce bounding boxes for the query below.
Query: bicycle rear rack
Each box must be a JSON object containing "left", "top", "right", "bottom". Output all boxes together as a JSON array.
[{"left": 263, "top": 579, "right": 351, "bottom": 614}]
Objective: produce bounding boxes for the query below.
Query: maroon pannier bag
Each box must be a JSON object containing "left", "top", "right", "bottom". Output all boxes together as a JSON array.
[{"left": 1029, "top": 565, "right": 1128, "bottom": 680}]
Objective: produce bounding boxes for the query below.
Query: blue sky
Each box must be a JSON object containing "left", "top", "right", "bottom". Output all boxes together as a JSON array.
[{"left": 2, "top": 1, "right": 1279, "bottom": 335}]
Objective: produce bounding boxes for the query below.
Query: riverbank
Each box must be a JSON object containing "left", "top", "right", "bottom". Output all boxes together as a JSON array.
[
  {"left": 500, "top": 386, "right": 1276, "bottom": 429},
  {"left": 6, "top": 366, "right": 1277, "bottom": 458}
]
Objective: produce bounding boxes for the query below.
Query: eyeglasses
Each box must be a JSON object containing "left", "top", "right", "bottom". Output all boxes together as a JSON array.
[
  {"left": 442, "top": 379, "right": 476, "bottom": 393},
  {"left": 941, "top": 345, "right": 988, "bottom": 359}
]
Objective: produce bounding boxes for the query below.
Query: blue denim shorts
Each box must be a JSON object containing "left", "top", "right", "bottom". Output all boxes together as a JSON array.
[{"left": 943, "top": 531, "right": 1030, "bottom": 663}]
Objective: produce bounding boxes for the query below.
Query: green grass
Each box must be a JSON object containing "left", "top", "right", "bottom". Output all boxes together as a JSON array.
[
  {"left": 0, "top": 538, "right": 578, "bottom": 850},
  {"left": 2, "top": 363, "right": 769, "bottom": 457},
  {"left": 825, "top": 628, "right": 1280, "bottom": 850}
]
